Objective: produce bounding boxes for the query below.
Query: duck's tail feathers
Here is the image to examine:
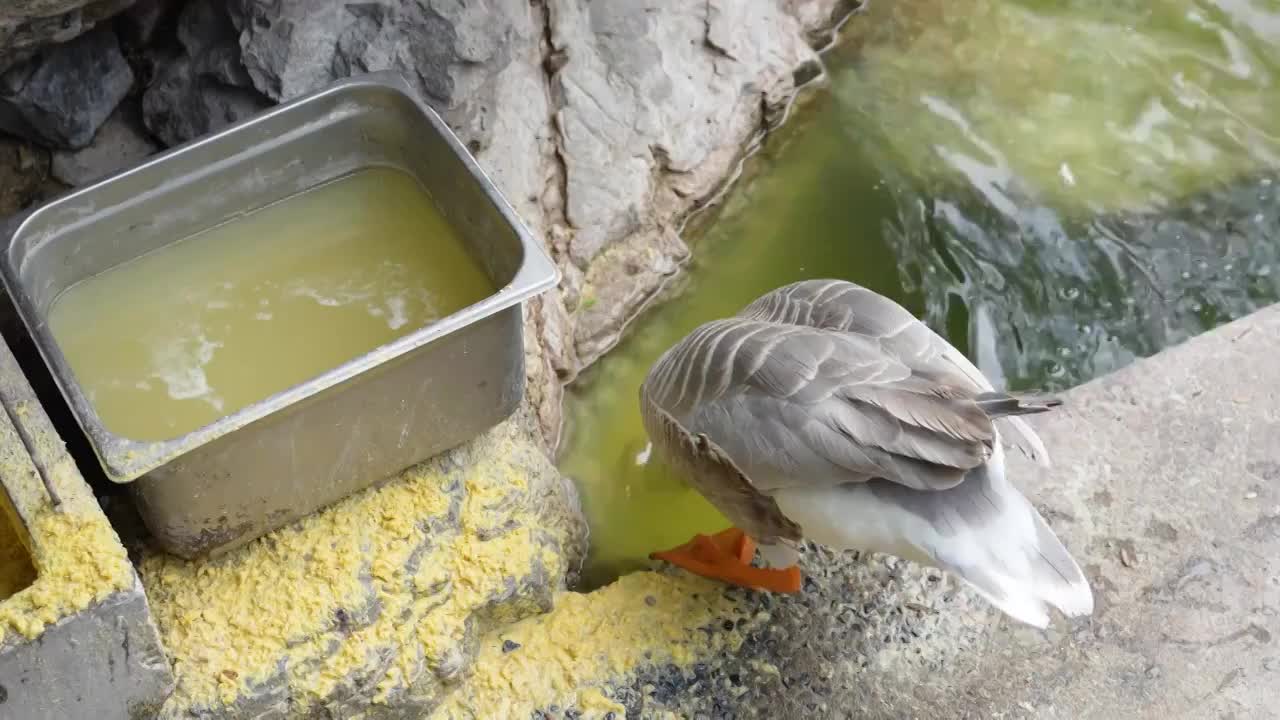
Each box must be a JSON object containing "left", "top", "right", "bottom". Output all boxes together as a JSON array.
[
  {"left": 997, "top": 416, "right": 1052, "bottom": 468},
  {"left": 975, "top": 392, "right": 1060, "bottom": 469},
  {"left": 926, "top": 462, "right": 1093, "bottom": 628},
  {"left": 770, "top": 446, "right": 1092, "bottom": 628},
  {"left": 975, "top": 392, "right": 1063, "bottom": 418},
  {"left": 932, "top": 508, "right": 1093, "bottom": 628}
]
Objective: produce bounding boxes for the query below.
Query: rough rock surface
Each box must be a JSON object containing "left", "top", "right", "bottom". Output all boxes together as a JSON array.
[
  {"left": 116, "top": 0, "right": 175, "bottom": 47},
  {"left": 231, "top": 1, "right": 504, "bottom": 103},
  {"left": 140, "top": 0, "right": 270, "bottom": 147},
  {"left": 784, "top": 0, "right": 860, "bottom": 46},
  {"left": 50, "top": 102, "right": 157, "bottom": 185},
  {"left": 435, "top": 571, "right": 766, "bottom": 719},
  {"left": 0, "top": 0, "right": 135, "bottom": 72},
  {"left": 550, "top": 0, "right": 810, "bottom": 267},
  {"left": 548, "top": 0, "right": 836, "bottom": 369},
  {"left": 584, "top": 300, "right": 1280, "bottom": 719},
  {"left": 0, "top": 24, "right": 134, "bottom": 149},
  {"left": 226, "top": 0, "right": 556, "bottom": 228},
  {"left": 0, "top": 136, "right": 62, "bottom": 217},
  {"left": 0, "top": 138, "right": 64, "bottom": 354}
]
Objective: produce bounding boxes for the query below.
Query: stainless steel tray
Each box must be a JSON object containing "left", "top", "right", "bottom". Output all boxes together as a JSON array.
[{"left": 0, "top": 71, "right": 558, "bottom": 558}]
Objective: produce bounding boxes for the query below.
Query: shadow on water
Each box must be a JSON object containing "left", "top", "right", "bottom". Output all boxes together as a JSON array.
[{"left": 563, "top": 0, "right": 1280, "bottom": 589}]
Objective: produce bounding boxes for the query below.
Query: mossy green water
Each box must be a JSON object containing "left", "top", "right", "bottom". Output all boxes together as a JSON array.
[
  {"left": 838, "top": 0, "right": 1280, "bottom": 214},
  {"left": 563, "top": 0, "right": 1280, "bottom": 589}
]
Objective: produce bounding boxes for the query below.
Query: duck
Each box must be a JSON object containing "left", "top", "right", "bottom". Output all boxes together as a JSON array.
[{"left": 640, "top": 278, "right": 1093, "bottom": 628}]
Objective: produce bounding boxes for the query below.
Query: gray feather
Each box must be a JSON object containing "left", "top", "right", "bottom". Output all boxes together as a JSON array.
[
  {"left": 865, "top": 452, "right": 1092, "bottom": 625},
  {"left": 739, "top": 279, "right": 1056, "bottom": 466},
  {"left": 974, "top": 392, "right": 1063, "bottom": 418}
]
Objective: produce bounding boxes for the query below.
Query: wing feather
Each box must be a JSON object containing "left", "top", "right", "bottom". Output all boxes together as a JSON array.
[
  {"left": 739, "top": 279, "right": 1053, "bottom": 466},
  {"left": 649, "top": 319, "right": 996, "bottom": 495}
]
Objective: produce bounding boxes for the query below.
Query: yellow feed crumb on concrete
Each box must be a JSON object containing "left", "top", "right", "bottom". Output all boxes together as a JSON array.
[
  {"left": 140, "top": 425, "right": 574, "bottom": 715},
  {"left": 0, "top": 499, "right": 135, "bottom": 641},
  {"left": 576, "top": 688, "right": 629, "bottom": 718},
  {"left": 0, "top": 357, "right": 137, "bottom": 642},
  {"left": 433, "top": 571, "right": 746, "bottom": 719},
  {"left": 0, "top": 402, "right": 135, "bottom": 642}
]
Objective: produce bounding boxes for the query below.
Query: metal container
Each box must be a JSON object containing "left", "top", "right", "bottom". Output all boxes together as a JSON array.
[{"left": 0, "top": 71, "right": 558, "bottom": 559}]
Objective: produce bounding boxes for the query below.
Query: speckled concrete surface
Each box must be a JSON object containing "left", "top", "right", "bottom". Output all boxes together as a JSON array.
[{"left": 582, "top": 302, "right": 1280, "bottom": 719}]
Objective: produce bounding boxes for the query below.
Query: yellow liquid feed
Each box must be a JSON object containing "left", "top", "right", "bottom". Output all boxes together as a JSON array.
[{"left": 47, "top": 166, "right": 494, "bottom": 442}]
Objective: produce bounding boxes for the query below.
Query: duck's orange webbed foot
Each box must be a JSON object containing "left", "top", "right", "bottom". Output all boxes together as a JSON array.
[{"left": 649, "top": 527, "right": 802, "bottom": 593}]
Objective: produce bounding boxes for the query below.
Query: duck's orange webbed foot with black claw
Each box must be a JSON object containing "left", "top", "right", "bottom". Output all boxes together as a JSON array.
[{"left": 649, "top": 527, "right": 802, "bottom": 593}]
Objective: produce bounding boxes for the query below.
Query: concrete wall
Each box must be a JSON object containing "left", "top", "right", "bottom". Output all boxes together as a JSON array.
[{"left": 0, "top": 336, "right": 173, "bottom": 720}]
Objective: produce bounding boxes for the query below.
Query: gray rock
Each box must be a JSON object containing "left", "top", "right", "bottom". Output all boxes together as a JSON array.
[
  {"left": 781, "top": 0, "right": 861, "bottom": 46},
  {"left": 0, "top": 0, "right": 134, "bottom": 72},
  {"left": 140, "top": 0, "right": 269, "bottom": 147},
  {"left": 0, "top": 25, "right": 134, "bottom": 150},
  {"left": 228, "top": 0, "right": 529, "bottom": 151},
  {"left": 549, "top": 0, "right": 817, "bottom": 269},
  {"left": 50, "top": 101, "right": 157, "bottom": 186},
  {"left": 225, "top": 0, "right": 554, "bottom": 234},
  {"left": 116, "top": 0, "right": 177, "bottom": 47},
  {"left": 574, "top": 226, "right": 690, "bottom": 365},
  {"left": 548, "top": 0, "right": 837, "bottom": 372},
  {"left": 0, "top": 136, "right": 60, "bottom": 217}
]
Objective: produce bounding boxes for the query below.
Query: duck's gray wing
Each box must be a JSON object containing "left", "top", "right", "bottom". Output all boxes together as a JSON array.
[
  {"left": 640, "top": 396, "right": 803, "bottom": 544},
  {"left": 644, "top": 318, "right": 998, "bottom": 496},
  {"left": 738, "top": 279, "right": 1053, "bottom": 467}
]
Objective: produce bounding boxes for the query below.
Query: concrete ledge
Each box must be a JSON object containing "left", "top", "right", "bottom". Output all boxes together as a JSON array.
[
  {"left": 440, "top": 300, "right": 1280, "bottom": 719},
  {"left": 572, "top": 300, "right": 1280, "bottom": 718},
  {"left": 936, "top": 299, "right": 1280, "bottom": 719},
  {"left": 0, "top": 336, "right": 174, "bottom": 720}
]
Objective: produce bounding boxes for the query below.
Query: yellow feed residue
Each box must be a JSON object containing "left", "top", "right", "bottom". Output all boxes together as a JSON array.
[
  {"left": 433, "top": 571, "right": 746, "bottom": 719},
  {"left": 140, "top": 420, "right": 750, "bottom": 717},
  {"left": 0, "top": 388, "right": 136, "bottom": 641},
  {"left": 139, "top": 428, "right": 568, "bottom": 713},
  {"left": 0, "top": 485, "right": 135, "bottom": 640}
]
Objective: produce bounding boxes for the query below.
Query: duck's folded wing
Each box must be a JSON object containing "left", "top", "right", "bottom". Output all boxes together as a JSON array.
[
  {"left": 669, "top": 321, "right": 997, "bottom": 495},
  {"left": 738, "top": 279, "right": 1052, "bottom": 467}
]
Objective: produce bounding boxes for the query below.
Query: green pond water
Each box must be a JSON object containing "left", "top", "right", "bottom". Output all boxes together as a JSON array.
[{"left": 562, "top": 0, "right": 1280, "bottom": 589}]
